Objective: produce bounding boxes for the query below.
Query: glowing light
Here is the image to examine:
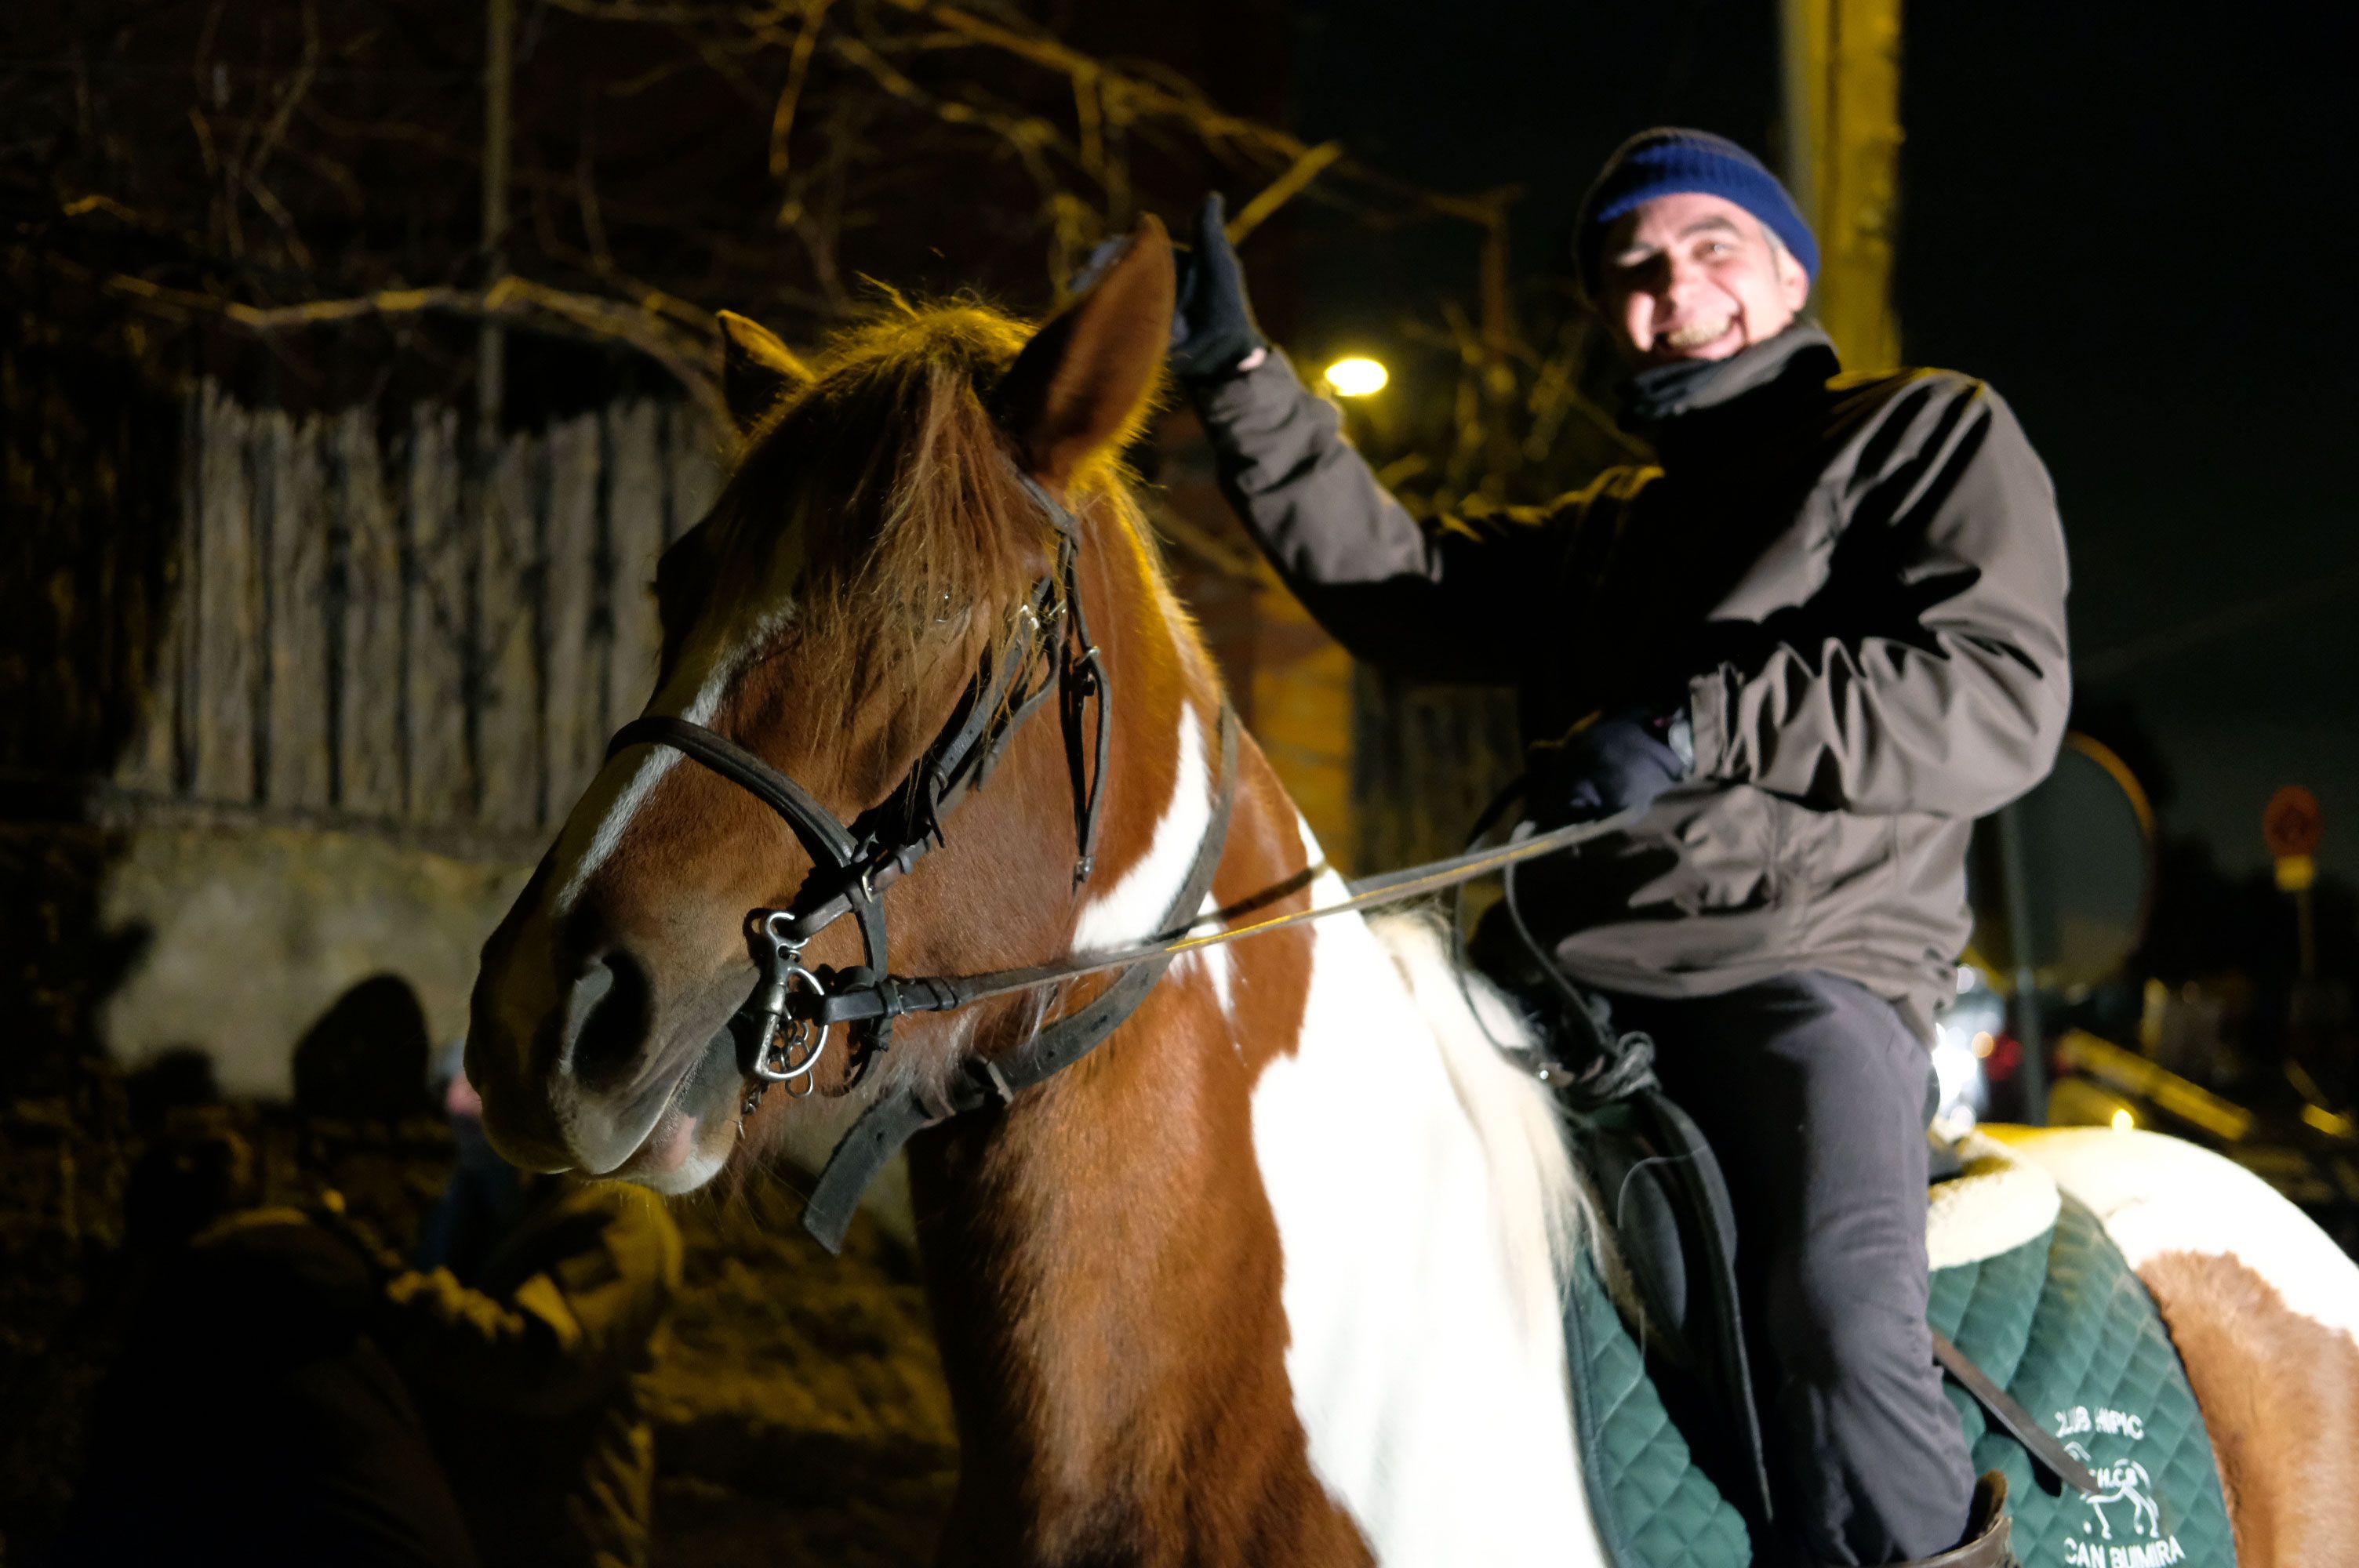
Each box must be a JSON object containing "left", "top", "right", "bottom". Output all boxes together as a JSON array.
[
  {"left": 1930, "top": 1029, "right": 1979, "bottom": 1114},
  {"left": 1325, "top": 356, "right": 1390, "bottom": 397},
  {"left": 2110, "top": 1109, "right": 2135, "bottom": 1132},
  {"left": 1971, "top": 1031, "right": 1995, "bottom": 1059}
]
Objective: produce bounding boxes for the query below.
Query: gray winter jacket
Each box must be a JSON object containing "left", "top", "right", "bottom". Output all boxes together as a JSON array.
[{"left": 1192, "top": 325, "right": 2071, "bottom": 1034}]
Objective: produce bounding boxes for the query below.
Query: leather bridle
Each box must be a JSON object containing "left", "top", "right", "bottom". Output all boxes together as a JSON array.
[
  {"left": 600, "top": 459, "right": 1643, "bottom": 1254},
  {"left": 605, "top": 467, "right": 1241, "bottom": 1248}
]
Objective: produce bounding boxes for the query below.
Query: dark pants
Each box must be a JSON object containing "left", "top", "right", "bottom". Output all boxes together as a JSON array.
[{"left": 1603, "top": 971, "right": 1974, "bottom": 1566}]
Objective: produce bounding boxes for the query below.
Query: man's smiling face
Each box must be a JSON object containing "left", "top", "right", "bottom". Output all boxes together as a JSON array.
[{"left": 1596, "top": 191, "right": 1811, "bottom": 367}]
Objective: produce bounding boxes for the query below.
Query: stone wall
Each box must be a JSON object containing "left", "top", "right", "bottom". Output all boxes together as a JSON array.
[{"left": 98, "top": 823, "right": 533, "bottom": 1096}]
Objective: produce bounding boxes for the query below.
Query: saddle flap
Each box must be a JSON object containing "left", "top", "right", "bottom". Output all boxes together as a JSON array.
[{"left": 1570, "top": 1089, "right": 1776, "bottom": 1530}]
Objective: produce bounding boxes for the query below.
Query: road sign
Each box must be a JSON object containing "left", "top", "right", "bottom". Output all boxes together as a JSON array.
[
  {"left": 2266, "top": 786, "right": 2324, "bottom": 975},
  {"left": 2264, "top": 786, "right": 2324, "bottom": 860}
]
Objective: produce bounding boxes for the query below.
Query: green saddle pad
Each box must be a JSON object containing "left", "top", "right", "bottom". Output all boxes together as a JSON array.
[{"left": 1565, "top": 1195, "right": 2237, "bottom": 1567}]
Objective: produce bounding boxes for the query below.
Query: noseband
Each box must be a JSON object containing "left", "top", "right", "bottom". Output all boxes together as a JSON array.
[{"left": 605, "top": 468, "right": 1240, "bottom": 1247}]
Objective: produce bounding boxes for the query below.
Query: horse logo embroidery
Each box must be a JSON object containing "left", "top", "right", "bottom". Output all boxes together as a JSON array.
[
  {"left": 2055, "top": 1406, "right": 2185, "bottom": 1567},
  {"left": 2066, "top": 1442, "right": 2164, "bottom": 1542}
]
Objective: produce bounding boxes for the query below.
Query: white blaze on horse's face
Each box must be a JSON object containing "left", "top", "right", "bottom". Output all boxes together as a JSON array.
[
  {"left": 551, "top": 492, "right": 817, "bottom": 916},
  {"left": 470, "top": 481, "right": 823, "bottom": 1184}
]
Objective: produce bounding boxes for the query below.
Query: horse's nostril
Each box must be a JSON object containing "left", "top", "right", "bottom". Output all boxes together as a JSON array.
[{"left": 565, "top": 946, "right": 655, "bottom": 1091}]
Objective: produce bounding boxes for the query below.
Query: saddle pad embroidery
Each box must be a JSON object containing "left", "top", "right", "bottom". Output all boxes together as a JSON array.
[
  {"left": 1566, "top": 1196, "right": 2236, "bottom": 1567},
  {"left": 1929, "top": 1196, "right": 2234, "bottom": 1568}
]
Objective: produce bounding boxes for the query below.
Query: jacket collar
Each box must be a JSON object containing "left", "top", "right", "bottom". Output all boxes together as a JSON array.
[{"left": 1619, "top": 321, "right": 1841, "bottom": 431}]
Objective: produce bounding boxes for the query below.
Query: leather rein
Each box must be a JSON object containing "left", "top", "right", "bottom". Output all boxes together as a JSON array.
[{"left": 606, "top": 465, "right": 1630, "bottom": 1252}]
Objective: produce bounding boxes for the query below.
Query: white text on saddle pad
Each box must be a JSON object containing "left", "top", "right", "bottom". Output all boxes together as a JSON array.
[
  {"left": 2052, "top": 1401, "right": 2183, "bottom": 1568},
  {"left": 2060, "top": 1539, "right": 2184, "bottom": 1568},
  {"left": 2054, "top": 1404, "right": 2144, "bottom": 1441}
]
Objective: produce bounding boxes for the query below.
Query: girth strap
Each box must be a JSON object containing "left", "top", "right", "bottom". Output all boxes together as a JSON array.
[{"left": 801, "top": 702, "right": 1241, "bottom": 1252}]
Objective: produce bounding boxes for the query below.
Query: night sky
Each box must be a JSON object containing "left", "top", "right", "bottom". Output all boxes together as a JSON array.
[{"left": 1289, "top": 0, "right": 2356, "bottom": 880}]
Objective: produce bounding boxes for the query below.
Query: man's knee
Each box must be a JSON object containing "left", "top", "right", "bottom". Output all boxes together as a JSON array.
[{"left": 1768, "top": 1237, "right": 1934, "bottom": 1386}]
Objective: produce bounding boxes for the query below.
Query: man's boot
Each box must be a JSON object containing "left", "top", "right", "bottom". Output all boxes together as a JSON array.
[{"left": 1892, "top": 1470, "right": 2015, "bottom": 1568}]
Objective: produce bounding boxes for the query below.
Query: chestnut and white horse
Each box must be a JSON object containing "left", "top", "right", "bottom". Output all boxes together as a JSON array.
[{"left": 468, "top": 219, "right": 2359, "bottom": 1566}]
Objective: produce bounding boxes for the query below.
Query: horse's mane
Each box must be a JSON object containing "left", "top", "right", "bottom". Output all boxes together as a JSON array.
[
  {"left": 672, "top": 299, "right": 1156, "bottom": 739},
  {"left": 1370, "top": 913, "right": 1592, "bottom": 1330}
]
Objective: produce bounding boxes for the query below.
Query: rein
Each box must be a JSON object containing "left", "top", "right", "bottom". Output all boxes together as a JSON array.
[{"left": 607, "top": 463, "right": 1634, "bottom": 1250}]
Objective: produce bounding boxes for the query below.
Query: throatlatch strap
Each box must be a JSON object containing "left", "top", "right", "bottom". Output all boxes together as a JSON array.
[{"left": 801, "top": 704, "right": 1239, "bottom": 1252}]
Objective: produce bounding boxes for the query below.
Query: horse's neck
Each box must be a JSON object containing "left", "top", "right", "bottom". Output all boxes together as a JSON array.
[
  {"left": 914, "top": 566, "right": 1599, "bottom": 1562},
  {"left": 1225, "top": 839, "right": 1601, "bottom": 1567}
]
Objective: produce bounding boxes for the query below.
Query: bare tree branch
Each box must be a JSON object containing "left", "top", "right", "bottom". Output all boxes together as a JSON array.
[{"left": 1225, "top": 140, "right": 1341, "bottom": 245}]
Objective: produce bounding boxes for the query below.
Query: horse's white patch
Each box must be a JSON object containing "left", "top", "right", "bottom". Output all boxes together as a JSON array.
[
  {"left": 1926, "top": 1131, "right": 2063, "bottom": 1270},
  {"left": 1249, "top": 828, "right": 1602, "bottom": 1566},
  {"left": 1177, "top": 892, "right": 1236, "bottom": 1027},
  {"left": 2000, "top": 1125, "right": 2359, "bottom": 1344},
  {"left": 1070, "top": 703, "right": 1209, "bottom": 951}
]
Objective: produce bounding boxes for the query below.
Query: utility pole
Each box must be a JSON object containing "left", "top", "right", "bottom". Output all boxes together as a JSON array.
[
  {"left": 1779, "top": 0, "right": 1904, "bottom": 371},
  {"left": 1994, "top": 802, "right": 2048, "bottom": 1123},
  {"left": 479, "top": 0, "right": 514, "bottom": 439}
]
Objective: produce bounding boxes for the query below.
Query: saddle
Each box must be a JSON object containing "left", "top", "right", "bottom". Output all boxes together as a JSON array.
[{"left": 1549, "top": 1007, "right": 2237, "bottom": 1568}]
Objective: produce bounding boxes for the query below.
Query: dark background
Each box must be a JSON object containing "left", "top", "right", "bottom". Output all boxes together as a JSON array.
[
  {"left": 4, "top": 2, "right": 2354, "bottom": 1553},
  {"left": 1290, "top": 0, "right": 2357, "bottom": 881}
]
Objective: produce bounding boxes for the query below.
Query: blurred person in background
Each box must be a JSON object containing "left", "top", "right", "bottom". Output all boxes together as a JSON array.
[
  {"left": 57, "top": 1116, "right": 478, "bottom": 1567},
  {"left": 384, "top": 1049, "right": 684, "bottom": 1568},
  {"left": 58, "top": 1041, "right": 681, "bottom": 1568}
]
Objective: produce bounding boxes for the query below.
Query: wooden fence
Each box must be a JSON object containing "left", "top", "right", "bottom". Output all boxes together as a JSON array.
[
  {"left": 2, "top": 343, "right": 1514, "bottom": 875},
  {"left": 107, "top": 385, "right": 722, "bottom": 852}
]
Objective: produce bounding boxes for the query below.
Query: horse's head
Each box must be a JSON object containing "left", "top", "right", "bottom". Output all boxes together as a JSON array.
[{"left": 469, "top": 219, "right": 1176, "bottom": 1190}]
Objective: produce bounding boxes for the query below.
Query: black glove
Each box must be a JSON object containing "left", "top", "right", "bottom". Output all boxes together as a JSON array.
[
  {"left": 1169, "top": 192, "right": 1265, "bottom": 382},
  {"left": 1530, "top": 706, "right": 1694, "bottom": 823},
  {"left": 1070, "top": 194, "right": 1264, "bottom": 379}
]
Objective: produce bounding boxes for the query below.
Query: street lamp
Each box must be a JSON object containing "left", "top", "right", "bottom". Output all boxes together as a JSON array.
[{"left": 1324, "top": 356, "right": 1389, "bottom": 397}]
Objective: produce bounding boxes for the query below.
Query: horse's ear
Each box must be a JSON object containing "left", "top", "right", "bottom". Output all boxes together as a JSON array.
[
  {"left": 998, "top": 214, "right": 1175, "bottom": 491},
  {"left": 717, "top": 310, "right": 812, "bottom": 436}
]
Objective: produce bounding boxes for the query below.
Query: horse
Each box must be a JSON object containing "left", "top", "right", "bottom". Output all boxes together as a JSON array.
[{"left": 468, "top": 216, "right": 2359, "bottom": 1566}]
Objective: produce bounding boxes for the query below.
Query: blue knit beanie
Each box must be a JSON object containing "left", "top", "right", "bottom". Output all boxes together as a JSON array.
[{"left": 1576, "top": 129, "right": 1819, "bottom": 292}]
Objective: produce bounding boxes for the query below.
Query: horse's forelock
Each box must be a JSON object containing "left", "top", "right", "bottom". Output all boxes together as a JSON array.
[{"left": 680, "top": 303, "right": 1087, "bottom": 742}]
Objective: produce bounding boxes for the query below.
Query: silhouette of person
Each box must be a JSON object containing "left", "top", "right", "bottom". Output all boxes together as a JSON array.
[
  {"left": 384, "top": 1049, "right": 684, "bottom": 1568},
  {"left": 57, "top": 1120, "right": 478, "bottom": 1567}
]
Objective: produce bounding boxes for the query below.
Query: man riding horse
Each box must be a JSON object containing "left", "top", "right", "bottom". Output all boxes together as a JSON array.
[{"left": 1175, "top": 129, "right": 2071, "bottom": 1566}]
